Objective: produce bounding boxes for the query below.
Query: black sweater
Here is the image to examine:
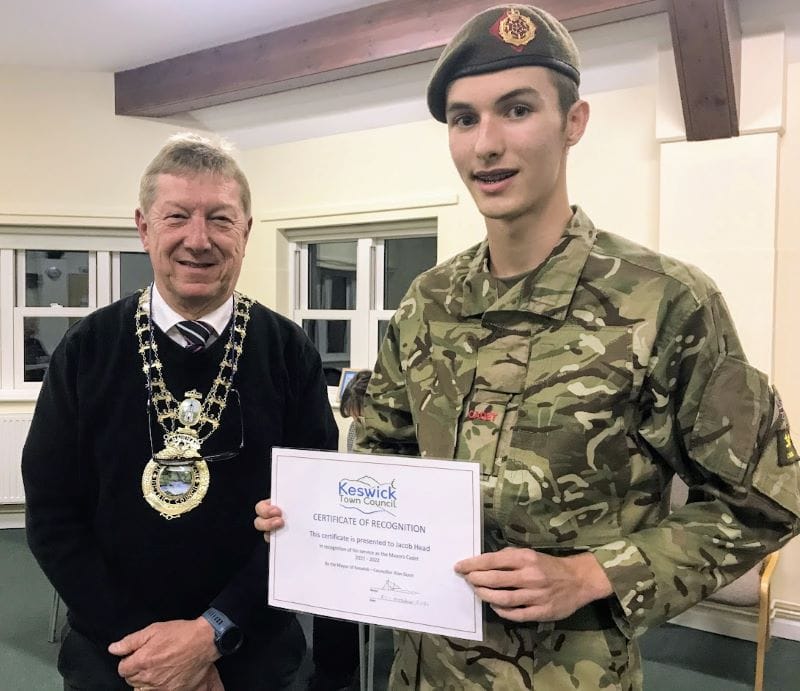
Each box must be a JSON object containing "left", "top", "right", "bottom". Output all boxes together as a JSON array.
[{"left": 22, "top": 293, "right": 338, "bottom": 645}]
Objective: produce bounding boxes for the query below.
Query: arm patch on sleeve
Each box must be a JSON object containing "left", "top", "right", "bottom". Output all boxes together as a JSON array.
[
  {"left": 775, "top": 392, "right": 799, "bottom": 467},
  {"left": 778, "top": 431, "right": 799, "bottom": 466},
  {"left": 750, "top": 389, "right": 800, "bottom": 518}
]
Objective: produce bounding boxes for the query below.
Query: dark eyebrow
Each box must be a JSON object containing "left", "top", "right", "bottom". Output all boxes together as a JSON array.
[
  {"left": 496, "top": 87, "right": 543, "bottom": 107},
  {"left": 446, "top": 86, "right": 544, "bottom": 116},
  {"left": 445, "top": 100, "right": 475, "bottom": 117}
]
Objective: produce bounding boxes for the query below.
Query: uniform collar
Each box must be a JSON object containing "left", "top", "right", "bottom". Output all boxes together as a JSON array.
[{"left": 460, "top": 206, "right": 597, "bottom": 321}]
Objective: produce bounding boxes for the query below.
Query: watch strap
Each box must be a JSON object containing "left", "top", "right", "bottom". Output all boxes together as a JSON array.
[{"left": 202, "top": 607, "right": 242, "bottom": 655}]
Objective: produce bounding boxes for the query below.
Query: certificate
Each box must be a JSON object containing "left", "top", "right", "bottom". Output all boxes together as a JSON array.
[{"left": 268, "top": 447, "right": 483, "bottom": 641}]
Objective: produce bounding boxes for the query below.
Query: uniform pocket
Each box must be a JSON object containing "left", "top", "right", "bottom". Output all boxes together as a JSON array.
[
  {"left": 513, "top": 324, "right": 633, "bottom": 479},
  {"left": 689, "top": 355, "right": 768, "bottom": 487},
  {"left": 408, "top": 321, "right": 483, "bottom": 459},
  {"left": 497, "top": 323, "right": 634, "bottom": 548},
  {"left": 456, "top": 388, "right": 512, "bottom": 475}
]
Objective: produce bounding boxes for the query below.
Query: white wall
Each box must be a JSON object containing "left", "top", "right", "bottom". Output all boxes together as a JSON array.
[
  {"left": 0, "top": 65, "right": 207, "bottom": 415},
  {"left": 0, "top": 66, "right": 205, "bottom": 221}
]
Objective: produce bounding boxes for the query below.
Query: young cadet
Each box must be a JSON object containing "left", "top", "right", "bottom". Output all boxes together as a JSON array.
[{"left": 258, "top": 5, "right": 800, "bottom": 689}]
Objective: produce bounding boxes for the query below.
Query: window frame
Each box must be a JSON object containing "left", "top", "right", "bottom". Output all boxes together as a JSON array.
[
  {"left": 287, "top": 220, "right": 437, "bottom": 393},
  {"left": 0, "top": 224, "right": 147, "bottom": 399}
]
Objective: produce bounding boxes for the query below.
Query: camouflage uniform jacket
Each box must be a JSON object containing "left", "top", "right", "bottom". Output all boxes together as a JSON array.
[{"left": 356, "top": 207, "right": 800, "bottom": 689}]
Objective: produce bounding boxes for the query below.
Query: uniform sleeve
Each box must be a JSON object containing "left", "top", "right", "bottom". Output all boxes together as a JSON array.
[
  {"left": 591, "top": 291, "right": 800, "bottom": 636},
  {"left": 354, "top": 310, "right": 420, "bottom": 457},
  {"left": 22, "top": 334, "right": 156, "bottom": 643}
]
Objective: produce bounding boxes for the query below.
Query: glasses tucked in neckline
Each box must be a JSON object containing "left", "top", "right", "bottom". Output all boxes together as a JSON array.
[{"left": 146, "top": 387, "right": 244, "bottom": 466}]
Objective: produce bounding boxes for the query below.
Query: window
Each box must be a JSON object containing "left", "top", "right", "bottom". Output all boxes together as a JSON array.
[
  {"left": 289, "top": 222, "right": 437, "bottom": 387},
  {"left": 0, "top": 226, "right": 151, "bottom": 395},
  {"left": 115, "top": 251, "right": 155, "bottom": 300}
]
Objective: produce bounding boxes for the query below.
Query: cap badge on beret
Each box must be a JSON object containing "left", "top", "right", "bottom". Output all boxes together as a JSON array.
[{"left": 490, "top": 7, "right": 537, "bottom": 52}]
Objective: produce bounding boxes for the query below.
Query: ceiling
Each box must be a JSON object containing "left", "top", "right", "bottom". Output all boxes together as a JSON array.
[
  {"left": 2, "top": 0, "right": 799, "bottom": 76},
  {"left": 0, "top": 0, "right": 388, "bottom": 72},
  {"left": 3, "top": 0, "right": 799, "bottom": 148}
]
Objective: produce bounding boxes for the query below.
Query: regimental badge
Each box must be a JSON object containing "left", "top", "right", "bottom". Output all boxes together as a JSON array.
[
  {"left": 774, "top": 391, "right": 798, "bottom": 466},
  {"left": 490, "top": 8, "right": 536, "bottom": 52},
  {"left": 784, "top": 431, "right": 798, "bottom": 462},
  {"left": 141, "top": 459, "right": 210, "bottom": 519},
  {"left": 778, "top": 430, "right": 799, "bottom": 467}
]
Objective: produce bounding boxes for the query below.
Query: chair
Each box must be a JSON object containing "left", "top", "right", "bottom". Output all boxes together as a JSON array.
[{"left": 669, "top": 477, "right": 780, "bottom": 691}]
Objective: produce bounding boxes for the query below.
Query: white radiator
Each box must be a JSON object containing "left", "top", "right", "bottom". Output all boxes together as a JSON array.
[{"left": 0, "top": 414, "right": 32, "bottom": 504}]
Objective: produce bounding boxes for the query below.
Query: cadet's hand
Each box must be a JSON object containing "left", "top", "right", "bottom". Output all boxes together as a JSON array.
[
  {"left": 254, "top": 499, "right": 284, "bottom": 542},
  {"left": 454, "top": 547, "right": 613, "bottom": 623},
  {"left": 108, "top": 618, "right": 220, "bottom": 690}
]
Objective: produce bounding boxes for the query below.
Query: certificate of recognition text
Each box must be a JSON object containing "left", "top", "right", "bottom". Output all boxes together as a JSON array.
[{"left": 268, "top": 447, "right": 483, "bottom": 640}]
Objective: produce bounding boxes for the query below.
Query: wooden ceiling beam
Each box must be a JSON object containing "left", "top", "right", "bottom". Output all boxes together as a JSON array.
[
  {"left": 666, "top": 0, "right": 741, "bottom": 140},
  {"left": 116, "top": 0, "right": 743, "bottom": 142},
  {"left": 114, "top": 0, "right": 666, "bottom": 117}
]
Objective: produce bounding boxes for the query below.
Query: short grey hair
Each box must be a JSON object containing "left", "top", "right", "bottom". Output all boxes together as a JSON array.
[{"left": 139, "top": 133, "right": 251, "bottom": 216}]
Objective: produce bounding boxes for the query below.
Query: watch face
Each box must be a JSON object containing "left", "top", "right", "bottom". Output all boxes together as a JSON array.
[{"left": 217, "top": 625, "right": 243, "bottom": 655}]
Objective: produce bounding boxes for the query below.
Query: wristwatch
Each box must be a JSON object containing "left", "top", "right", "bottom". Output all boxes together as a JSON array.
[{"left": 201, "top": 607, "right": 243, "bottom": 656}]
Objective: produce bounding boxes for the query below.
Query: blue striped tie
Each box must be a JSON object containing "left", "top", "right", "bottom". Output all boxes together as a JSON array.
[{"left": 176, "top": 320, "right": 213, "bottom": 352}]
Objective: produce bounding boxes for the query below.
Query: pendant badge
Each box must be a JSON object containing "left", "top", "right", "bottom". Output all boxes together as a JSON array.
[
  {"left": 142, "top": 390, "right": 208, "bottom": 519},
  {"left": 141, "top": 458, "right": 210, "bottom": 519}
]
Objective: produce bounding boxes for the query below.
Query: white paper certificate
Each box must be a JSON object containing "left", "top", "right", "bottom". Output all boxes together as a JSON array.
[{"left": 268, "top": 447, "right": 483, "bottom": 641}]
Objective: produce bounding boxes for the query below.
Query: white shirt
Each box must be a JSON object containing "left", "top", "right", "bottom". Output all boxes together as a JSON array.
[{"left": 150, "top": 284, "right": 233, "bottom": 348}]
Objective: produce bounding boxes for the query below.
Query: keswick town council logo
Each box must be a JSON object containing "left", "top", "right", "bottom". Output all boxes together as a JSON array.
[{"left": 339, "top": 475, "right": 397, "bottom": 516}]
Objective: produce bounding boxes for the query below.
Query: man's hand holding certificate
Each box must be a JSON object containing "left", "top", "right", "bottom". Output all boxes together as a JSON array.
[{"left": 265, "top": 448, "right": 483, "bottom": 640}]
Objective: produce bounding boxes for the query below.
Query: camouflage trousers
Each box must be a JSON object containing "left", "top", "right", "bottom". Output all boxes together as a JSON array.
[{"left": 388, "top": 618, "right": 642, "bottom": 690}]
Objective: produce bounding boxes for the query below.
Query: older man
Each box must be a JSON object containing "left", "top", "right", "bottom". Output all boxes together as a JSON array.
[{"left": 23, "top": 134, "right": 338, "bottom": 690}]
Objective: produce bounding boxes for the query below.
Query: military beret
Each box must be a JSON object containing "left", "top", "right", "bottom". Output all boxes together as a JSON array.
[{"left": 427, "top": 4, "right": 581, "bottom": 123}]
